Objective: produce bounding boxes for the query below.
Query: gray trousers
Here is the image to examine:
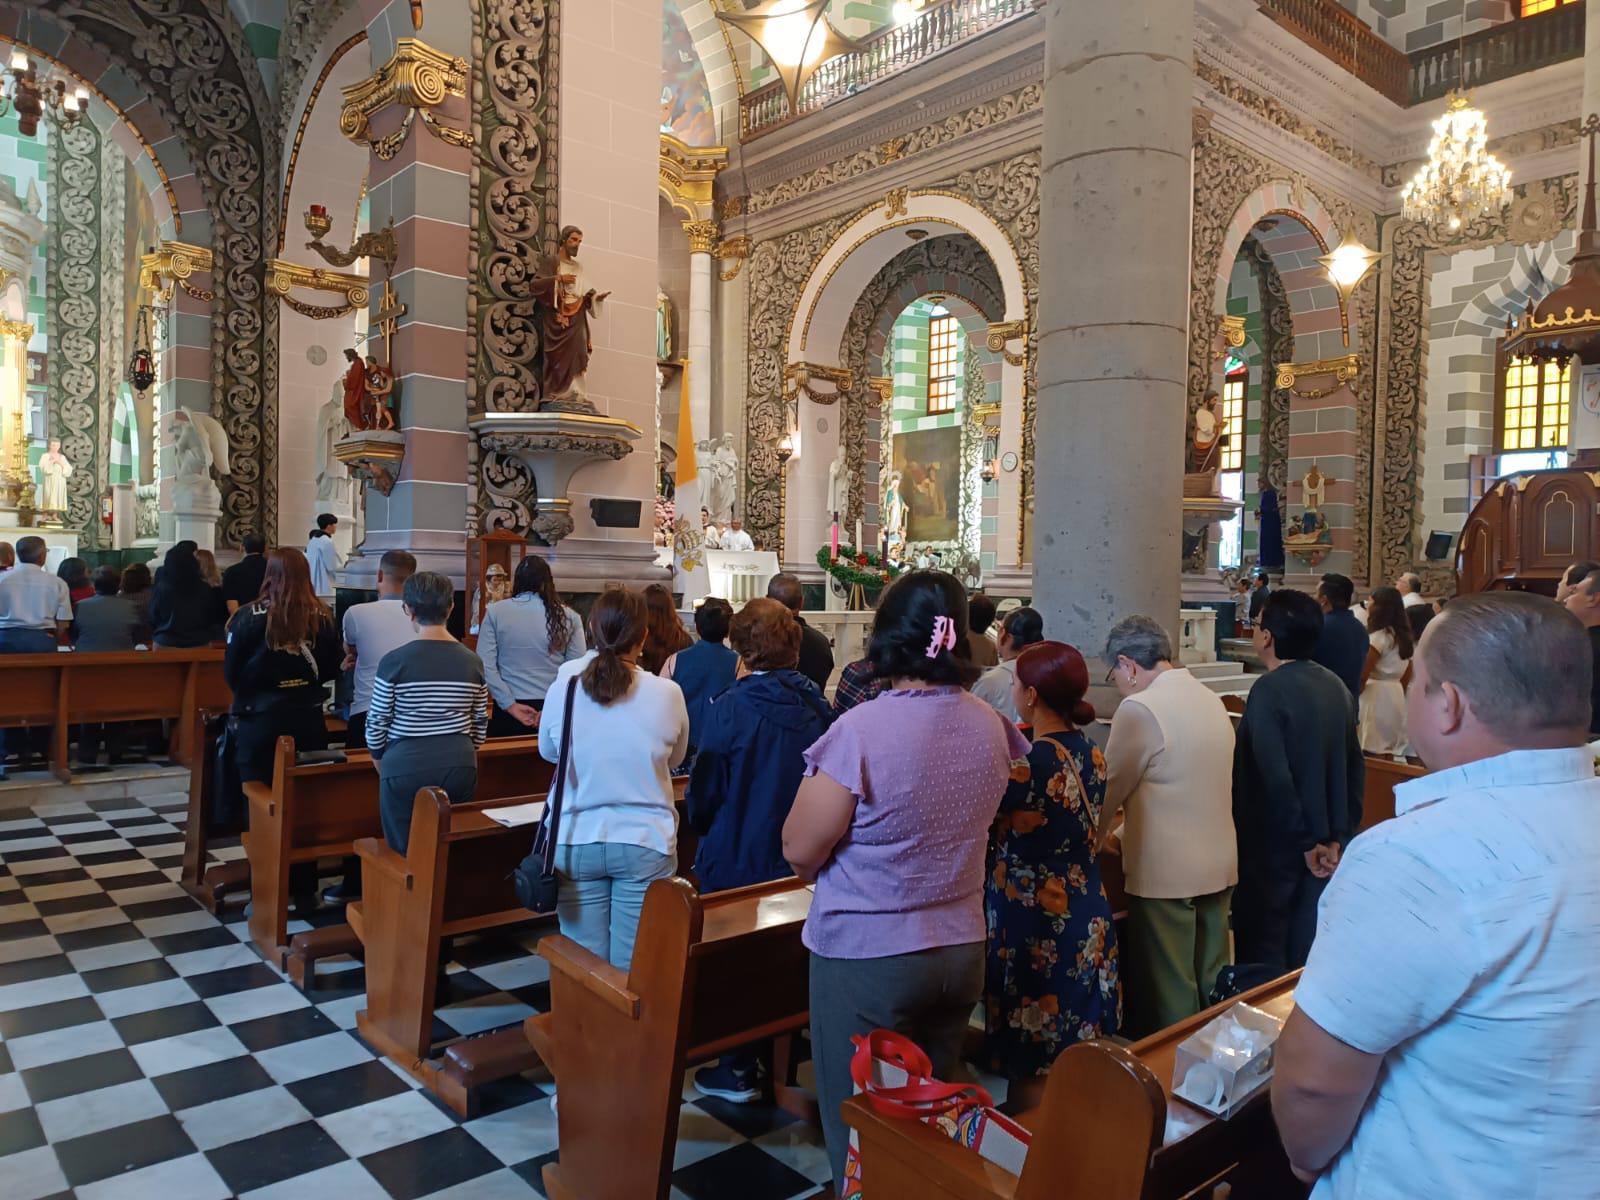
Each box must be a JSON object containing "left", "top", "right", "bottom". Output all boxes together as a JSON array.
[
  {"left": 377, "top": 735, "right": 478, "bottom": 854},
  {"left": 810, "top": 942, "right": 985, "bottom": 1193}
]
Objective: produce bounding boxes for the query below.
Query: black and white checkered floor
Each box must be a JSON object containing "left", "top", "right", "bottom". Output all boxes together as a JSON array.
[{"left": 0, "top": 790, "right": 842, "bottom": 1200}]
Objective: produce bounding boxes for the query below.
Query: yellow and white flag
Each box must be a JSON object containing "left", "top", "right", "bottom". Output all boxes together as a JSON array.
[{"left": 672, "top": 364, "right": 711, "bottom": 601}]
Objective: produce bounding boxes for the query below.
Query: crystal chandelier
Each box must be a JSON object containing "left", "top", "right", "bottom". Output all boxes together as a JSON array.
[
  {"left": 1400, "top": 90, "right": 1512, "bottom": 233},
  {"left": 0, "top": 50, "right": 88, "bottom": 139}
]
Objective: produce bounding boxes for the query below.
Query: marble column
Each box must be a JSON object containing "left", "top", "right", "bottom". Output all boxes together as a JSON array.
[
  {"left": 1033, "top": 0, "right": 1193, "bottom": 652},
  {"left": 342, "top": 0, "right": 474, "bottom": 589},
  {"left": 684, "top": 220, "right": 717, "bottom": 443}
]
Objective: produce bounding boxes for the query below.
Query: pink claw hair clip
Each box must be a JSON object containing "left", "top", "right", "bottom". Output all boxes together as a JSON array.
[{"left": 926, "top": 615, "right": 958, "bottom": 658}]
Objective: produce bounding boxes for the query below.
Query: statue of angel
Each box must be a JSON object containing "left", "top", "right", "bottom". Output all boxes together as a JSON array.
[{"left": 170, "top": 407, "right": 231, "bottom": 483}]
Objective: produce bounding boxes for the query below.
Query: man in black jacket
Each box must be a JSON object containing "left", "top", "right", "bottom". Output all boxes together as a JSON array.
[
  {"left": 767, "top": 572, "right": 833, "bottom": 694},
  {"left": 1233, "top": 588, "right": 1364, "bottom": 970},
  {"left": 1312, "top": 572, "right": 1368, "bottom": 700}
]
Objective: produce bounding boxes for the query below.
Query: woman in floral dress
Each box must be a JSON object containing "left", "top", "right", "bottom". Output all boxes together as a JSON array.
[{"left": 985, "top": 640, "right": 1122, "bottom": 1111}]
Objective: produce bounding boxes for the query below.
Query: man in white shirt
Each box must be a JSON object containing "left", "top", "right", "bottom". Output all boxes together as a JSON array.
[
  {"left": 306, "top": 512, "right": 343, "bottom": 601},
  {"left": 720, "top": 518, "right": 754, "bottom": 552},
  {"left": 0, "top": 536, "right": 73, "bottom": 776},
  {"left": 970, "top": 607, "right": 1044, "bottom": 722},
  {"left": 1394, "top": 571, "right": 1424, "bottom": 608},
  {"left": 1272, "top": 592, "right": 1600, "bottom": 1198},
  {"left": 700, "top": 507, "right": 721, "bottom": 550},
  {"left": 341, "top": 550, "right": 420, "bottom": 749}
]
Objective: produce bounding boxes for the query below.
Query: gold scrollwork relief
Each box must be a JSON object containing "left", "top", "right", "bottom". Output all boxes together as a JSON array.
[
  {"left": 883, "top": 187, "right": 908, "bottom": 219},
  {"left": 139, "top": 241, "right": 214, "bottom": 305},
  {"left": 785, "top": 362, "right": 854, "bottom": 405},
  {"left": 0, "top": 318, "right": 32, "bottom": 343},
  {"left": 660, "top": 135, "right": 728, "bottom": 220},
  {"left": 1276, "top": 354, "right": 1362, "bottom": 398},
  {"left": 340, "top": 37, "right": 473, "bottom": 158},
  {"left": 717, "top": 234, "right": 750, "bottom": 281},
  {"left": 986, "top": 319, "right": 1027, "bottom": 367},
  {"left": 267, "top": 260, "right": 370, "bottom": 320},
  {"left": 1217, "top": 314, "right": 1247, "bottom": 359}
]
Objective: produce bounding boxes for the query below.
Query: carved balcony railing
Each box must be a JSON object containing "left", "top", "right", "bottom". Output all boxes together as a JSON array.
[
  {"left": 1258, "top": 0, "right": 1584, "bottom": 107},
  {"left": 739, "top": 0, "right": 1035, "bottom": 139},
  {"left": 1409, "top": 2, "right": 1585, "bottom": 104},
  {"left": 1256, "top": 0, "right": 1412, "bottom": 104}
]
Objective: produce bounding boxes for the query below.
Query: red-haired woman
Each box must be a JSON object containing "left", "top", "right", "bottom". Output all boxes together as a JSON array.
[{"left": 984, "top": 640, "right": 1122, "bottom": 1112}]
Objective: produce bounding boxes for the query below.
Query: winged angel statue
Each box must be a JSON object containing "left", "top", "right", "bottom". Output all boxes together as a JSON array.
[{"left": 170, "top": 407, "right": 232, "bottom": 486}]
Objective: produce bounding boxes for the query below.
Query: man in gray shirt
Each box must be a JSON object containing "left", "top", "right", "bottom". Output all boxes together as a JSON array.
[
  {"left": 74, "top": 567, "right": 139, "bottom": 653},
  {"left": 0, "top": 536, "right": 72, "bottom": 775},
  {"left": 341, "top": 550, "right": 420, "bottom": 749}
]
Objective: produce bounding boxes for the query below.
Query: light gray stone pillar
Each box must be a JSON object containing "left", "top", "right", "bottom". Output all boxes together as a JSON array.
[{"left": 1033, "top": 0, "right": 1193, "bottom": 653}]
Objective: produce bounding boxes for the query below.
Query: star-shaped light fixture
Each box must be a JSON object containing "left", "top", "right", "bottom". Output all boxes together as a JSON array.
[{"left": 718, "top": 0, "right": 864, "bottom": 116}]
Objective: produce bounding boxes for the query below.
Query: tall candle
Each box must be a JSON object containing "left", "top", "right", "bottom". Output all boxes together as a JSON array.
[
  {"left": 855, "top": 519, "right": 863, "bottom": 552},
  {"left": 831, "top": 521, "right": 839, "bottom": 559}
]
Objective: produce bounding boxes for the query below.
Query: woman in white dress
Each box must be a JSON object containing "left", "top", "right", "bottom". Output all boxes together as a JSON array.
[{"left": 1359, "top": 586, "right": 1414, "bottom": 755}]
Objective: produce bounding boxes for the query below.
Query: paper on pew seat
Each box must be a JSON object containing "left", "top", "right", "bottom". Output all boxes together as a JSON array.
[{"left": 485, "top": 802, "right": 546, "bottom": 828}]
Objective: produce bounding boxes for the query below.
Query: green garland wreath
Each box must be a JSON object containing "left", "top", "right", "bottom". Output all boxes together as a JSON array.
[{"left": 816, "top": 544, "right": 904, "bottom": 589}]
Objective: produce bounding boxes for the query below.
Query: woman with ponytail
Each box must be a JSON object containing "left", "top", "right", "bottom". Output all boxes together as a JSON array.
[
  {"left": 478, "top": 554, "right": 586, "bottom": 736},
  {"left": 782, "top": 570, "right": 1030, "bottom": 1191},
  {"left": 983, "top": 639, "right": 1121, "bottom": 1112},
  {"left": 538, "top": 587, "right": 689, "bottom": 970}
]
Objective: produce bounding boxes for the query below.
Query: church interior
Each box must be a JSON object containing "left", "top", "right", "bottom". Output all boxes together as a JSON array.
[{"left": 0, "top": 0, "right": 1596, "bottom": 1197}]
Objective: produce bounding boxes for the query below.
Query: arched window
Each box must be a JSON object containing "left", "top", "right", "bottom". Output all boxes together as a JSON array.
[
  {"left": 1217, "top": 356, "right": 1248, "bottom": 570},
  {"left": 926, "top": 307, "right": 960, "bottom": 415}
]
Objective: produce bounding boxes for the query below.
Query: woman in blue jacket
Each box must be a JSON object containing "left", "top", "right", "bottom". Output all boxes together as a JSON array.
[{"left": 686, "top": 595, "right": 832, "bottom": 1101}]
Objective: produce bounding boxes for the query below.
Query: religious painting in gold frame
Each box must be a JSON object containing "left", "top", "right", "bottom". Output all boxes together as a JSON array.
[{"left": 892, "top": 426, "right": 962, "bottom": 544}]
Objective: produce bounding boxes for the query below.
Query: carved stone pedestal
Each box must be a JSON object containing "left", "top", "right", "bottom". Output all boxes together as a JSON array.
[
  {"left": 334, "top": 431, "right": 406, "bottom": 498},
  {"left": 472, "top": 411, "right": 641, "bottom": 546},
  {"left": 170, "top": 477, "right": 223, "bottom": 553},
  {"left": 1181, "top": 495, "right": 1243, "bottom": 600}
]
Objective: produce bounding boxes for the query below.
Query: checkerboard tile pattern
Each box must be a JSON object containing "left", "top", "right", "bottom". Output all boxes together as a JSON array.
[{"left": 0, "top": 793, "right": 833, "bottom": 1199}]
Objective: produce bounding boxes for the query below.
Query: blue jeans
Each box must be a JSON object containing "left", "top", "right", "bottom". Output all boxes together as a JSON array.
[{"left": 554, "top": 842, "right": 676, "bottom": 971}]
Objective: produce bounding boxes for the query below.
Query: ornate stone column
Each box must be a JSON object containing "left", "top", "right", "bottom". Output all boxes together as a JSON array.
[
  {"left": 684, "top": 219, "right": 718, "bottom": 442},
  {"left": 340, "top": 7, "right": 476, "bottom": 588},
  {"left": 1034, "top": 0, "right": 1193, "bottom": 651}
]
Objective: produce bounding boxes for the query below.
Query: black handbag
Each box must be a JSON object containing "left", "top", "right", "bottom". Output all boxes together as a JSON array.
[
  {"left": 513, "top": 676, "right": 578, "bottom": 914},
  {"left": 209, "top": 715, "right": 245, "bottom": 834}
]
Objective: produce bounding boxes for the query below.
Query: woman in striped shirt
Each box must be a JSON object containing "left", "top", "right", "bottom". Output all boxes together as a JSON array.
[{"left": 367, "top": 571, "right": 491, "bottom": 853}]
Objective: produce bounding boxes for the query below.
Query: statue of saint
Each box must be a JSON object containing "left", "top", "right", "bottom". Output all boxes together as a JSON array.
[
  {"left": 656, "top": 289, "right": 674, "bottom": 362},
  {"left": 364, "top": 356, "right": 396, "bottom": 431},
  {"left": 882, "top": 469, "right": 907, "bottom": 544},
  {"left": 709, "top": 433, "right": 738, "bottom": 524},
  {"left": 1190, "top": 390, "right": 1223, "bottom": 473},
  {"left": 531, "top": 225, "right": 611, "bottom": 407},
  {"left": 36, "top": 439, "right": 71, "bottom": 515},
  {"left": 826, "top": 442, "right": 851, "bottom": 517},
  {"left": 341, "top": 348, "right": 368, "bottom": 430},
  {"left": 315, "top": 382, "right": 353, "bottom": 506}
]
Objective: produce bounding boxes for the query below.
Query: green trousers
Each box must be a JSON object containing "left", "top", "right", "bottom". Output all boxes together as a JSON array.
[{"left": 1122, "top": 888, "right": 1233, "bottom": 1039}]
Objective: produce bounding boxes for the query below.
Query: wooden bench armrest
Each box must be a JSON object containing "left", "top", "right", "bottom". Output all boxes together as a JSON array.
[
  {"left": 842, "top": 1097, "right": 1020, "bottom": 1199},
  {"left": 243, "top": 780, "right": 275, "bottom": 819},
  {"left": 539, "top": 934, "right": 641, "bottom": 1019},
  {"left": 353, "top": 835, "right": 413, "bottom": 889}
]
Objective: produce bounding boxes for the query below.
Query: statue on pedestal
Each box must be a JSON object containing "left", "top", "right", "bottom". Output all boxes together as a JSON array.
[
  {"left": 170, "top": 408, "right": 231, "bottom": 497},
  {"left": 35, "top": 439, "right": 71, "bottom": 519},
  {"left": 531, "top": 226, "right": 611, "bottom": 409},
  {"left": 341, "top": 348, "right": 368, "bottom": 430},
  {"left": 708, "top": 432, "right": 738, "bottom": 524},
  {"left": 656, "top": 289, "right": 674, "bottom": 362},
  {"left": 364, "top": 355, "right": 396, "bottom": 431},
  {"left": 315, "top": 382, "right": 354, "bottom": 507},
  {"left": 1189, "top": 390, "right": 1224, "bottom": 474}
]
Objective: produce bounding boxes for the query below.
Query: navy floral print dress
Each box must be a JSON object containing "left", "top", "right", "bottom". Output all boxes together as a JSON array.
[{"left": 984, "top": 728, "right": 1122, "bottom": 1077}]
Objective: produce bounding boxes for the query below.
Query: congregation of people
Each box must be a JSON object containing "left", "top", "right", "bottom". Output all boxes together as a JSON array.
[{"left": 1, "top": 534, "right": 1596, "bottom": 1198}]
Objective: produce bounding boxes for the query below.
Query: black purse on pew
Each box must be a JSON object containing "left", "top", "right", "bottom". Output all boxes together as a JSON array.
[{"left": 513, "top": 675, "right": 577, "bottom": 915}]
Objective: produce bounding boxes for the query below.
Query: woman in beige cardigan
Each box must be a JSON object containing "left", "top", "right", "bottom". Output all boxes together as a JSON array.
[{"left": 1099, "top": 615, "right": 1238, "bottom": 1037}]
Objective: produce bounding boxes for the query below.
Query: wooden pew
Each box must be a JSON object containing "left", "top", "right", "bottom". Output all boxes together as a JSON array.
[
  {"left": 350, "top": 787, "right": 548, "bottom": 1116},
  {"left": 531, "top": 874, "right": 814, "bottom": 1200},
  {"left": 241, "top": 735, "right": 550, "bottom": 985},
  {"left": 348, "top": 775, "right": 694, "bottom": 1117},
  {"left": 1361, "top": 754, "right": 1425, "bottom": 833},
  {"left": 844, "top": 972, "right": 1302, "bottom": 1200},
  {"left": 0, "top": 647, "right": 227, "bottom": 780}
]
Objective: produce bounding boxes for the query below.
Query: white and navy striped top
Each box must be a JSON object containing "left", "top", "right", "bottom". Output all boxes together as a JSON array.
[{"left": 365, "top": 639, "right": 490, "bottom": 755}]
